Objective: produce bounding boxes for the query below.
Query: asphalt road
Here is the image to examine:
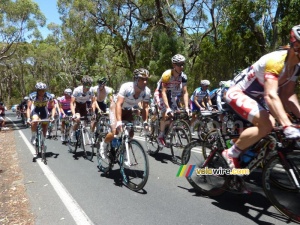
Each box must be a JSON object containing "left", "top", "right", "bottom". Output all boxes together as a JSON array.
[{"left": 5, "top": 110, "right": 297, "bottom": 225}]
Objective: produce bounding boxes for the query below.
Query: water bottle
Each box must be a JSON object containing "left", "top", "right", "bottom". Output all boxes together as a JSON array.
[
  {"left": 226, "top": 139, "right": 232, "bottom": 148},
  {"left": 241, "top": 148, "right": 257, "bottom": 164},
  {"left": 111, "top": 138, "right": 120, "bottom": 148}
]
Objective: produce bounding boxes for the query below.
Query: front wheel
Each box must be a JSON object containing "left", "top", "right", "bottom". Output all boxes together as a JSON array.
[
  {"left": 82, "top": 128, "right": 94, "bottom": 161},
  {"left": 170, "top": 127, "right": 190, "bottom": 164},
  {"left": 120, "top": 140, "right": 149, "bottom": 191},
  {"left": 145, "top": 124, "right": 160, "bottom": 155},
  {"left": 262, "top": 152, "right": 300, "bottom": 223},
  {"left": 181, "top": 140, "right": 229, "bottom": 196}
]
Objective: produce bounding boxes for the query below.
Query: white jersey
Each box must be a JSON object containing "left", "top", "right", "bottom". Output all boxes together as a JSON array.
[
  {"left": 118, "top": 82, "right": 151, "bottom": 109},
  {"left": 91, "top": 86, "right": 114, "bottom": 103},
  {"left": 233, "top": 50, "right": 300, "bottom": 98},
  {"left": 72, "top": 86, "right": 94, "bottom": 103}
]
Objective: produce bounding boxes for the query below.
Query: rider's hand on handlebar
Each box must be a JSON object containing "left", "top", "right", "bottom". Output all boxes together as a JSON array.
[{"left": 166, "top": 108, "right": 173, "bottom": 117}]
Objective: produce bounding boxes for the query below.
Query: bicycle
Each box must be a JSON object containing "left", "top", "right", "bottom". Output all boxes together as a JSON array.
[
  {"left": 32, "top": 119, "right": 50, "bottom": 165},
  {"left": 146, "top": 109, "right": 191, "bottom": 164},
  {"left": 181, "top": 126, "right": 300, "bottom": 223},
  {"left": 61, "top": 115, "right": 73, "bottom": 144},
  {"left": 97, "top": 122, "right": 149, "bottom": 192},
  {"left": 68, "top": 117, "right": 94, "bottom": 161},
  {"left": 47, "top": 114, "right": 59, "bottom": 139},
  {"left": 93, "top": 113, "right": 111, "bottom": 149}
]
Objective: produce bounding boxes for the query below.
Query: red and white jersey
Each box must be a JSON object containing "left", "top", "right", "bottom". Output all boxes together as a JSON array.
[{"left": 234, "top": 50, "right": 300, "bottom": 98}]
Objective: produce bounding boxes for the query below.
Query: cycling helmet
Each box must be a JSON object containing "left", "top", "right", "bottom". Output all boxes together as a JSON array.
[
  {"left": 290, "top": 25, "right": 300, "bottom": 43},
  {"left": 64, "top": 88, "right": 72, "bottom": 95},
  {"left": 50, "top": 94, "right": 55, "bottom": 98},
  {"left": 81, "top": 75, "right": 93, "bottom": 85},
  {"left": 201, "top": 80, "right": 210, "bottom": 86},
  {"left": 24, "top": 96, "right": 29, "bottom": 100},
  {"left": 171, "top": 54, "right": 186, "bottom": 64},
  {"left": 35, "top": 82, "right": 47, "bottom": 90},
  {"left": 97, "top": 77, "right": 108, "bottom": 85},
  {"left": 133, "top": 68, "right": 150, "bottom": 79}
]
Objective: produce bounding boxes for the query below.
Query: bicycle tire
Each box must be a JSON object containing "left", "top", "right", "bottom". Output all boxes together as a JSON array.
[
  {"left": 175, "top": 119, "right": 192, "bottom": 141},
  {"left": 120, "top": 139, "right": 149, "bottom": 191},
  {"left": 181, "top": 140, "right": 229, "bottom": 196},
  {"left": 41, "top": 142, "right": 47, "bottom": 165},
  {"left": 35, "top": 133, "right": 42, "bottom": 157},
  {"left": 170, "top": 127, "right": 190, "bottom": 164},
  {"left": 97, "top": 135, "right": 112, "bottom": 173},
  {"left": 262, "top": 152, "right": 300, "bottom": 223},
  {"left": 82, "top": 127, "right": 94, "bottom": 161},
  {"left": 145, "top": 123, "right": 160, "bottom": 155},
  {"left": 202, "top": 130, "right": 222, "bottom": 159},
  {"left": 68, "top": 130, "right": 80, "bottom": 153},
  {"left": 195, "top": 120, "right": 211, "bottom": 142}
]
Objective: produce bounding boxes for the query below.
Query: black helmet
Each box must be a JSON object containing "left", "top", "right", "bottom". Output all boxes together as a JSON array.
[
  {"left": 133, "top": 68, "right": 150, "bottom": 79},
  {"left": 97, "top": 77, "right": 108, "bottom": 85},
  {"left": 81, "top": 75, "right": 93, "bottom": 86}
]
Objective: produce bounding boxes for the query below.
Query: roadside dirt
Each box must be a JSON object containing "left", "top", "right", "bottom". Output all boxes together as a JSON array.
[{"left": 0, "top": 129, "right": 34, "bottom": 225}]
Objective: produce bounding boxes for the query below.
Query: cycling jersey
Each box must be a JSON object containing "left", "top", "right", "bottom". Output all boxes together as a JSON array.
[
  {"left": 233, "top": 50, "right": 300, "bottom": 98},
  {"left": 118, "top": 82, "right": 151, "bottom": 109},
  {"left": 190, "top": 87, "right": 210, "bottom": 103},
  {"left": 91, "top": 86, "right": 114, "bottom": 103},
  {"left": 59, "top": 96, "right": 72, "bottom": 115},
  {"left": 155, "top": 69, "right": 187, "bottom": 111},
  {"left": 72, "top": 86, "right": 94, "bottom": 103},
  {"left": 226, "top": 50, "right": 300, "bottom": 122},
  {"left": 29, "top": 92, "right": 53, "bottom": 119}
]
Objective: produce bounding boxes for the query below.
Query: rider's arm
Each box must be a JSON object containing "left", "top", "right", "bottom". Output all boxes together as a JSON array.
[
  {"left": 141, "top": 101, "right": 149, "bottom": 123},
  {"left": 161, "top": 85, "right": 171, "bottom": 110},
  {"left": 49, "top": 100, "right": 55, "bottom": 119},
  {"left": 182, "top": 85, "right": 189, "bottom": 110},
  {"left": 279, "top": 81, "right": 300, "bottom": 119},
  {"left": 70, "top": 96, "right": 76, "bottom": 116},
  {"left": 115, "top": 95, "right": 124, "bottom": 123},
  {"left": 26, "top": 101, "right": 32, "bottom": 121},
  {"left": 193, "top": 95, "right": 202, "bottom": 109},
  {"left": 264, "top": 78, "right": 292, "bottom": 127}
]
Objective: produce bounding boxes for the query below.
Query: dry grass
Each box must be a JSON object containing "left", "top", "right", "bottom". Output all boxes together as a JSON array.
[{"left": 0, "top": 130, "right": 34, "bottom": 225}]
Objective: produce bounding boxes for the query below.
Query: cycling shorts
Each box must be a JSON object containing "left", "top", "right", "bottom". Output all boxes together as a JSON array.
[{"left": 225, "top": 86, "right": 265, "bottom": 123}]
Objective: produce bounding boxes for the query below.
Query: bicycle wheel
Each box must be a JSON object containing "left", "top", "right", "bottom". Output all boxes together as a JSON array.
[
  {"left": 120, "top": 139, "right": 149, "bottom": 191},
  {"left": 175, "top": 119, "right": 192, "bottom": 141},
  {"left": 195, "top": 120, "right": 210, "bottom": 141},
  {"left": 35, "top": 134, "right": 42, "bottom": 157},
  {"left": 68, "top": 130, "right": 80, "bottom": 153},
  {"left": 41, "top": 141, "right": 47, "bottom": 165},
  {"left": 145, "top": 123, "right": 160, "bottom": 155},
  {"left": 82, "top": 127, "right": 94, "bottom": 161},
  {"left": 181, "top": 140, "right": 229, "bottom": 196},
  {"left": 202, "top": 130, "right": 221, "bottom": 159},
  {"left": 170, "top": 127, "right": 190, "bottom": 164},
  {"left": 97, "top": 136, "right": 112, "bottom": 173},
  {"left": 262, "top": 152, "right": 300, "bottom": 223}
]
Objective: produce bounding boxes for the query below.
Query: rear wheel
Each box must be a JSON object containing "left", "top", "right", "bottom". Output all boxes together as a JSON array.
[
  {"left": 97, "top": 135, "right": 112, "bottom": 173},
  {"left": 262, "top": 152, "right": 300, "bottom": 223},
  {"left": 181, "top": 140, "right": 229, "bottom": 196},
  {"left": 145, "top": 123, "right": 160, "bottom": 155},
  {"left": 120, "top": 140, "right": 149, "bottom": 191}
]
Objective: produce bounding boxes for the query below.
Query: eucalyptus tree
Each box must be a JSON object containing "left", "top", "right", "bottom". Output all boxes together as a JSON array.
[{"left": 0, "top": 0, "right": 46, "bottom": 61}]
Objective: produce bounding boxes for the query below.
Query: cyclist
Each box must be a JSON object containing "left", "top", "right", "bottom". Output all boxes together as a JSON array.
[
  {"left": 0, "top": 102, "right": 9, "bottom": 131},
  {"left": 90, "top": 77, "right": 114, "bottom": 138},
  {"left": 154, "top": 54, "right": 191, "bottom": 147},
  {"left": 223, "top": 24, "right": 300, "bottom": 169},
  {"left": 19, "top": 96, "right": 29, "bottom": 122},
  {"left": 27, "top": 82, "right": 55, "bottom": 145},
  {"left": 189, "top": 80, "right": 213, "bottom": 135},
  {"left": 59, "top": 88, "right": 72, "bottom": 142},
  {"left": 99, "top": 68, "right": 151, "bottom": 159},
  {"left": 70, "top": 75, "right": 95, "bottom": 142}
]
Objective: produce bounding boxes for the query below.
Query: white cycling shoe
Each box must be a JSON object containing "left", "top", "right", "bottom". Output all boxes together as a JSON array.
[{"left": 284, "top": 126, "right": 300, "bottom": 139}]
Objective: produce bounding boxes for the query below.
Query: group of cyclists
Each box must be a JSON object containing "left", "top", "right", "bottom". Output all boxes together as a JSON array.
[{"left": 17, "top": 24, "right": 300, "bottom": 172}]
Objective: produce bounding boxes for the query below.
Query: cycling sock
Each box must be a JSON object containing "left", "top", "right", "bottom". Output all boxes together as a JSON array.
[{"left": 228, "top": 144, "right": 242, "bottom": 158}]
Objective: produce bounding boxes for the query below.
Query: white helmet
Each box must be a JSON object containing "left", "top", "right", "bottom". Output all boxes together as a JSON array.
[
  {"left": 24, "top": 96, "right": 29, "bottom": 100},
  {"left": 50, "top": 94, "right": 55, "bottom": 98},
  {"left": 35, "top": 82, "right": 47, "bottom": 90},
  {"left": 219, "top": 81, "right": 226, "bottom": 87},
  {"left": 171, "top": 54, "right": 186, "bottom": 64},
  {"left": 64, "top": 88, "right": 72, "bottom": 95},
  {"left": 290, "top": 25, "right": 300, "bottom": 43},
  {"left": 201, "top": 80, "right": 210, "bottom": 86}
]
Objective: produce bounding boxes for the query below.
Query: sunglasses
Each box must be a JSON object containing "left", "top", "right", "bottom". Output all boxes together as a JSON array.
[
  {"left": 83, "top": 84, "right": 91, "bottom": 88},
  {"left": 138, "top": 77, "right": 148, "bottom": 81},
  {"left": 175, "top": 63, "right": 185, "bottom": 67}
]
